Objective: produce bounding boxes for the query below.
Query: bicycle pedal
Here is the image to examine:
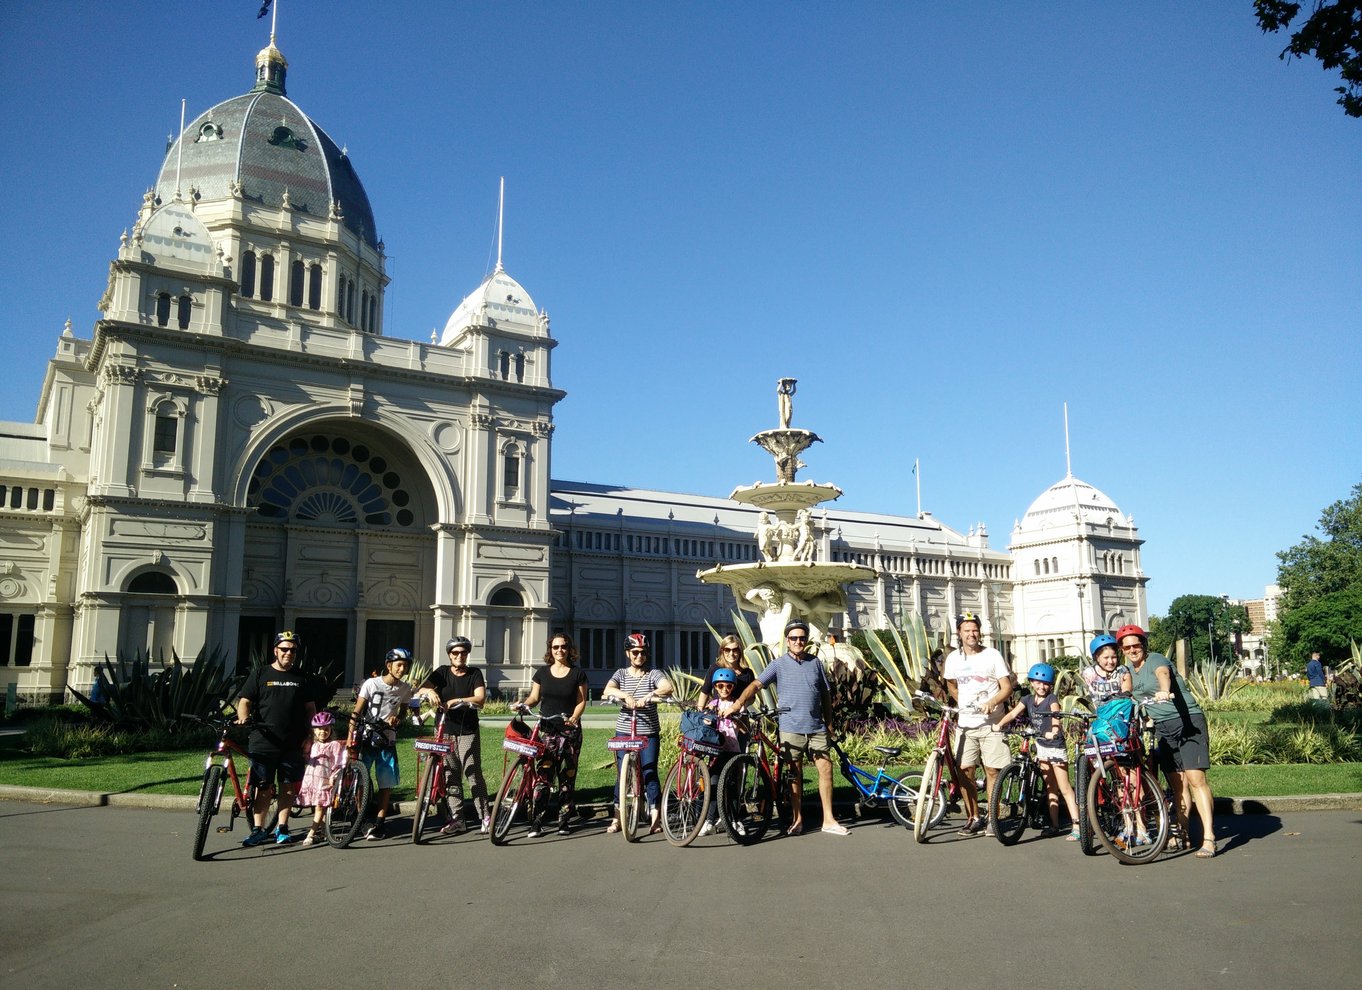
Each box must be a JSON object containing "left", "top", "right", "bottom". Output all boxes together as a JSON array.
[{"left": 216, "top": 826, "right": 231, "bottom": 834}]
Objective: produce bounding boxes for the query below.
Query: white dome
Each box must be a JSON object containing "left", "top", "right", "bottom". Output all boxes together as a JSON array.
[
  {"left": 439, "top": 266, "right": 540, "bottom": 345},
  {"left": 1018, "top": 475, "right": 1123, "bottom": 531}
]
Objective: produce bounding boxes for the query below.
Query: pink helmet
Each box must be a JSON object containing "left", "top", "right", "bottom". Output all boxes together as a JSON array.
[{"left": 311, "top": 711, "right": 335, "bottom": 728}]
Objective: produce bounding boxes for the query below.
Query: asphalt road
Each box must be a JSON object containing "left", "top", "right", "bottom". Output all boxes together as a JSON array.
[{"left": 1, "top": 800, "right": 1358, "bottom": 990}]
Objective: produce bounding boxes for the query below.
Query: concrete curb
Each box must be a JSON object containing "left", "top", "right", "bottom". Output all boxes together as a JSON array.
[{"left": 2, "top": 782, "right": 1360, "bottom": 816}]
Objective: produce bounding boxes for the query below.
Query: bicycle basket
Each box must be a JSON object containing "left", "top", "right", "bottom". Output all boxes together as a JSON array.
[
  {"left": 607, "top": 735, "right": 648, "bottom": 752},
  {"left": 680, "top": 734, "right": 723, "bottom": 757},
  {"left": 503, "top": 720, "right": 543, "bottom": 757},
  {"left": 679, "top": 708, "right": 721, "bottom": 748}
]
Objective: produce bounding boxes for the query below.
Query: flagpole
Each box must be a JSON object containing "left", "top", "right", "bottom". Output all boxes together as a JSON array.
[{"left": 915, "top": 457, "right": 921, "bottom": 517}]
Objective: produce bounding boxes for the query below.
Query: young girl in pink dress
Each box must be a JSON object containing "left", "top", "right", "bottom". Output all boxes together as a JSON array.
[{"left": 298, "top": 711, "right": 347, "bottom": 846}]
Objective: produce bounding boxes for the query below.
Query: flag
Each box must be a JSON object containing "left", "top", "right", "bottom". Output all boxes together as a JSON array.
[{"left": 258, "top": 1, "right": 273, "bottom": 18}]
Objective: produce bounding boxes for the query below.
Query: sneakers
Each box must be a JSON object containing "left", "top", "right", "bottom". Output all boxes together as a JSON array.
[
  {"left": 1040, "top": 824, "right": 1062, "bottom": 838},
  {"left": 731, "top": 820, "right": 746, "bottom": 837},
  {"left": 440, "top": 819, "right": 468, "bottom": 837},
  {"left": 983, "top": 822, "right": 995, "bottom": 838},
  {"left": 479, "top": 814, "right": 491, "bottom": 835},
  {"left": 364, "top": 821, "right": 387, "bottom": 841},
  {"left": 273, "top": 827, "right": 293, "bottom": 845},
  {"left": 527, "top": 819, "right": 545, "bottom": 839},
  {"left": 699, "top": 821, "right": 716, "bottom": 837},
  {"left": 241, "top": 827, "right": 269, "bottom": 848},
  {"left": 557, "top": 820, "right": 572, "bottom": 836},
  {"left": 957, "top": 817, "right": 986, "bottom": 837},
  {"left": 821, "top": 822, "right": 850, "bottom": 837}
]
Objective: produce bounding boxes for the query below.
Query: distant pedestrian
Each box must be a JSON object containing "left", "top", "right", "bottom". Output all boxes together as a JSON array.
[{"left": 1306, "top": 651, "right": 1328, "bottom": 704}]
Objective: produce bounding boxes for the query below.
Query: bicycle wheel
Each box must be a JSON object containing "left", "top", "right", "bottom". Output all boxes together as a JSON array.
[
  {"left": 988, "top": 761, "right": 1027, "bottom": 846},
  {"left": 192, "top": 765, "right": 224, "bottom": 861},
  {"left": 718, "top": 754, "right": 772, "bottom": 845},
  {"left": 913, "top": 751, "right": 944, "bottom": 843},
  {"left": 325, "top": 763, "right": 371, "bottom": 848},
  {"left": 618, "top": 752, "right": 645, "bottom": 842},
  {"left": 887, "top": 772, "right": 919, "bottom": 829},
  {"left": 1074, "top": 757, "right": 1096, "bottom": 855},
  {"left": 1088, "top": 762, "right": 1169, "bottom": 865},
  {"left": 661, "top": 755, "right": 711, "bottom": 847},
  {"left": 411, "top": 757, "right": 439, "bottom": 844},
  {"left": 489, "top": 758, "right": 530, "bottom": 845}
]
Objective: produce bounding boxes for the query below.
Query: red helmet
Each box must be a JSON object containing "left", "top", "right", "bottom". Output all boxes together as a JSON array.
[
  {"left": 626, "top": 632, "right": 648, "bottom": 652},
  {"left": 1115, "top": 624, "right": 1147, "bottom": 643}
]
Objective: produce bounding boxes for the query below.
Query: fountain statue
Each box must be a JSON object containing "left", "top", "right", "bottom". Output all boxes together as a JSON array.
[{"left": 697, "top": 378, "right": 877, "bottom": 650}]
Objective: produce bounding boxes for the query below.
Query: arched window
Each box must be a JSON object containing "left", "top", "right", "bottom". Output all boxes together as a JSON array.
[
  {"left": 308, "top": 264, "right": 322, "bottom": 310},
  {"left": 177, "top": 294, "right": 192, "bottom": 329},
  {"left": 336, "top": 275, "right": 345, "bottom": 316},
  {"left": 153, "top": 409, "right": 178, "bottom": 456},
  {"left": 1034, "top": 559, "right": 1040, "bottom": 576},
  {"left": 289, "top": 259, "right": 305, "bottom": 306},
  {"left": 259, "top": 254, "right": 275, "bottom": 302},
  {"left": 502, "top": 444, "right": 521, "bottom": 500},
  {"left": 490, "top": 588, "right": 523, "bottom": 607},
  {"left": 1052, "top": 556, "right": 1059, "bottom": 573},
  {"left": 498, "top": 351, "right": 511, "bottom": 379},
  {"left": 360, "top": 289, "right": 370, "bottom": 330},
  {"left": 368, "top": 295, "right": 377, "bottom": 333},
  {"left": 514, "top": 352, "right": 525, "bottom": 381},
  {"left": 241, "top": 251, "right": 256, "bottom": 297},
  {"left": 128, "top": 571, "right": 178, "bottom": 594},
  {"left": 155, "top": 292, "right": 171, "bottom": 327},
  {"left": 1042, "top": 558, "right": 1049, "bottom": 575},
  {"left": 346, "top": 280, "right": 355, "bottom": 323}
]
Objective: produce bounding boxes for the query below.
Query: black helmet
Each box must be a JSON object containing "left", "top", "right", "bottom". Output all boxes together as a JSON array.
[
  {"left": 384, "top": 647, "right": 413, "bottom": 665},
  {"left": 956, "top": 612, "right": 981, "bottom": 630},
  {"left": 273, "top": 630, "right": 301, "bottom": 647}
]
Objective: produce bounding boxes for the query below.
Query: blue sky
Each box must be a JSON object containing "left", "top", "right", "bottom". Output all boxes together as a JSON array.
[{"left": 1, "top": 1, "right": 1358, "bottom": 615}]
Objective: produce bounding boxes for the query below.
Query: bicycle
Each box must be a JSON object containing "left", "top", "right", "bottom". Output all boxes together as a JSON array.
[
  {"left": 910, "top": 692, "right": 992, "bottom": 842},
  {"left": 324, "top": 709, "right": 396, "bottom": 848},
  {"left": 1049, "top": 707, "right": 1098, "bottom": 854},
  {"left": 828, "top": 736, "right": 920, "bottom": 829},
  {"left": 488, "top": 706, "right": 570, "bottom": 845},
  {"left": 189, "top": 711, "right": 276, "bottom": 861},
  {"left": 411, "top": 702, "right": 478, "bottom": 843},
  {"left": 715, "top": 705, "right": 792, "bottom": 845},
  {"left": 987, "top": 725, "right": 1051, "bottom": 844},
  {"left": 1082, "top": 699, "right": 1170, "bottom": 865},
  {"left": 659, "top": 698, "right": 720, "bottom": 847},
  {"left": 605, "top": 698, "right": 651, "bottom": 842}
]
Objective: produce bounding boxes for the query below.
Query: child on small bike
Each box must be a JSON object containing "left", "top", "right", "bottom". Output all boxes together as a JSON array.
[
  {"left": 297, "top": 711, "right": 347, "bottom": 846},
  {"left": 1081, "top": 634, "right": 1132, "bottom": 706},
  {"left": 997, "top": 663, "right": 1081, "bottom": 840},
  {"left": 699, "top": 667, "right": 745, "bottom": 836},
  {"left": 350, "top": 647, "right": 415, "bottom": 840}
]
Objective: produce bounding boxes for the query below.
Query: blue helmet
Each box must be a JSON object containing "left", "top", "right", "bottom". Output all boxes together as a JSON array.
[
  {"left": 1089, "top": 634, "right": 1118, "bottom": 658},
  {"left": 712, "top": 668, "right": 737, "bottom": 685},
  {"left": 384, "top": 647, "right": 413, "bottom": 665},
  {"left": 1027, "top": 663, "right": 1056, "bottom": 685}
]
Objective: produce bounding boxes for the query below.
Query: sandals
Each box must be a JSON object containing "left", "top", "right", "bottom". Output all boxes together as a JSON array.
[
  {"left": 606, "top": 819, "right": 620, "bottom": 834},
  {"left": 1195, "top": 844, "right": 1216, "bottom": 859},
  {"left": 786, "top": 822, "right": 804, "bottom": 837}
]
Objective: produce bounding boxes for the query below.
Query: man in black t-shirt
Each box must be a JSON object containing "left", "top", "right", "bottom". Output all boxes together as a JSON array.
[
  {"left": 417, "top": 635, "right": 490, "bottom": 834},
  {"left": 236, "top": 630, "right": 318, "bottom": 847}
]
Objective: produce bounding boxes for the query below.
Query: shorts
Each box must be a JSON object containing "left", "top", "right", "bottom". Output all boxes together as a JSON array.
[
  {"left": 248, "top": 749, "right": 307, "bottom": 789},
  {"left": 1034, "top": 741, "right": 1068, "bottom": 765},
  {"left": 1307, "top": 685, "right": 1328, "bottom": 701},
  {"left": 362, "top": 746, "right": 400, "bottom": 790},
  {"left": 952, "top": 724, "right": 1011, "bottom": 770},
  {"left": 779, "top": 730, "right": 831, "bottom": 762},
  {"left": 1154, "top": 712, "right": 1210, "bottom": 773}
]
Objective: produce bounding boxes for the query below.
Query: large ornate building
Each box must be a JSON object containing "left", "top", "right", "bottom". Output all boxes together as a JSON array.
[{"left": 0, "top": 37, "right": 1148, "bottom": 701}]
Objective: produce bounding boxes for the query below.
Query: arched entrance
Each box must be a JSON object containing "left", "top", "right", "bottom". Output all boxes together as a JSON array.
[{"left": 238, "top": 422, "right": 439, "bottom": 686}]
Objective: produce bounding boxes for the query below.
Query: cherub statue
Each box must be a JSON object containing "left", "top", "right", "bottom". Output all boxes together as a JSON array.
[{"left": 777, "top": 377, "right": 797, "bottom": 429}]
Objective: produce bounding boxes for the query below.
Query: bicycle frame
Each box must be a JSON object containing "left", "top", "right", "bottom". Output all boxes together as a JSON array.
[
  {"left": 606, "top": 700, "right": 650, "bottom": 840},
  {"left": 489, "top": 708, "right": 568, "bottom": 844},
  {"left": 830, "top": 738, "right": 917, "bottom": 827},
  {"left": 191, "top": 713, "right": 261, "bottom": 860}
]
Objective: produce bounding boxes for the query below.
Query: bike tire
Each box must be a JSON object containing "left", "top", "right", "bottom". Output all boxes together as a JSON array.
[
  {"left": 717, "top": 754, "right": 772, "bottom": 845},
  {"left": 192, "top": 765, "right": 224, "bottom": 861},
  {"left": 1088, "top": 761, "right": 1169, "bottom": 865},
  {"left": 411, "top": 757, "right": 438, "bottom": 844},
  {"left": 989, "top": 761, "right": 1028, "bottom": 846},
  {"left": 489, "top": 758, "right": 530, "bottom": 845},
  {"left": 618, "top": 751, "right": 645, "bottom": 842},
  {"left": 325, "top": 763, "right": 371, "bottom": 849},
  {"left": 914, "top": 751, "right": 943, "bottom": 843},
  {"left": 887, "top": 771, "right": 919, "bottom": 829},
  {"left": 1074, "top": 756, "right": 1096, "bottom": 855},
  {"left": 661, "top": 756, "right": 711, "bottom": 847}
]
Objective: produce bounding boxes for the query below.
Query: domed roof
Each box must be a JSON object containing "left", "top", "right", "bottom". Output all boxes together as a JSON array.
[
  {"left": 153, "top": 45, "right": 378, "bottom": 248},
  {"left": 439, "top": 265, "right": 541, "bottom": 345},
  {"left": 136, "top": 200, "right": 217, "bottom": 272},
  {"left": 1019, "top": 475, "right": 1124, "bottom": 530}
]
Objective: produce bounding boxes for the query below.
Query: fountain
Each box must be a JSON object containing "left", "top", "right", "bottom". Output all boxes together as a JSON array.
[{"left": 697, "top": 378, "right": 878, "bottom": 650}]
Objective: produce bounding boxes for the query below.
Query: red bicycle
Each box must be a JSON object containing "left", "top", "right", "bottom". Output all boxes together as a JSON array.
[
  {"left": 605, "top": 698, "right": 651, "bottom": 841},
  {"left": 411, "top": 702, "right": 478, "bottom": 843},
  {"left": 488, "top": 706, "right": 569, "bottom": 845},
  {"left": 911, "top": 691, "right": 986, "bottom": 843},
  {"left": 190, "top": 711, "right": 275, "bottom": 861},
  {"left": 715, "top": 705, "right": 792, "bottom": 845}
]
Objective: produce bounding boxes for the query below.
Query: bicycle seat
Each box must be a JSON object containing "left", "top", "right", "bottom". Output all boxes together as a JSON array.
[{"left": 873, "top": 745, "right": 902, "bottom": 758}]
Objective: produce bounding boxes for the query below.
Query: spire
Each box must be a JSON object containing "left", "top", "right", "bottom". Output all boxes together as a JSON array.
[
  {"left": 253, "top": 1, "right": 288, "bottom": 95},
  {"left": 1063, "top": 401, "right": 1073, "bottom": 479}
]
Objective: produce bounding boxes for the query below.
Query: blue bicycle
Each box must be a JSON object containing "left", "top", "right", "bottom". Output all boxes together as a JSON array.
[{"left": 829, "top": 736, "right": 920, "bottom": 828}]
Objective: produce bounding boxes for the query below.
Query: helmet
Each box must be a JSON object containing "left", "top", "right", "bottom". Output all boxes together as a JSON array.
[
  {"left": 1114, "top": 624, "right": 1148, "bottom": 644},
  {"left": 626, "top": 632, "right": 648, "bottom": 651},
  {"left": 446, "top": 636, "right": 472, "bottom": 653},
  {"left": 1027, "top": 663, "right": 1056, "bottom": 685},
  {"left": 956, "top": 612, "right": 981, "bottom": 630},
  {"left": 273, "top": 630, "right": 300, "bottom": 647},
  {"left": 712, "top": 668, "right": 737, "bottom": 685},
  {"left": 384, "top": 647, "right": 413, "bottom": 665},
  {"left": 310, "top": 711, "right": 334, "bottom": 728},
  {"left": 784, "top": 619, "right": 810, "bottom": 637},
  {"left": 1089, "top": 634, "right": 1118, "bottom": 657}
]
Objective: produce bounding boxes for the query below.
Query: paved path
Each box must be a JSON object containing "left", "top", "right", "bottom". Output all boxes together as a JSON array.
[{"left": 2, "top": 799, "right": 1358, "bottom": 989}]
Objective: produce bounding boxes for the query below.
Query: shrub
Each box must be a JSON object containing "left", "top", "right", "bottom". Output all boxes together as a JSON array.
[
  {"left": 69, "top": 647, "right": 245, "bottom": 731},
  {"left": 24, "top": 715, "right": 216, "bottom": 759}
]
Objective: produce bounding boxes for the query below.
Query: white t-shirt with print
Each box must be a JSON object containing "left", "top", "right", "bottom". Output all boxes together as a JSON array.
[{"left": 942, "top": 647, "right": 1011, "bottom": 729}]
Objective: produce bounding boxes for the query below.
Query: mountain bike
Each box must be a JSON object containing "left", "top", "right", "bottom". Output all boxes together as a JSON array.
[
  {"left": 987, "top": 725, "right": 1050, "bottom": 845},
  {"left": 488, "top": 706, "right": 569, "bottom": 845},
  {"left": 189, "top": 711, "right": 275, "bottom": 861},
  {"left": 411, "top": 702, "right": 478, "bottom": 843},
  {"left": 660, "top": 699, "right": 719, "bottom": 847},
  {"left": 605, "top": 698, "right": 651, "bottom": 841},
  {"left": 325, "top": 710, "right": 396, "bottom": 848},
  {"left": 1083, "top": 699, "right": 1170, "bottom": 865},
  {"left": 715, "top": 705, "right": 792, "bottom": 845},
  {"left": 829, "top": 736, "right": 919, "bottom": 828},
  {"left": 911, "top": 691, "right": 986, "bottom": 842}
]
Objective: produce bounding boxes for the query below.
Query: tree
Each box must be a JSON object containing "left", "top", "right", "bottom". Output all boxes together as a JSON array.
[
  {"left": 1274, "top": 480, "right": 1362, "bottom": 665},
  {"left": 1255, "top": 1, "right": 1362, "bottom": 118},
  {"left": 1157, "top": 595, "right": 1252, "bottom": 667}
]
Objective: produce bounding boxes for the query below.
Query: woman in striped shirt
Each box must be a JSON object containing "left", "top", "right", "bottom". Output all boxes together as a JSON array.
[{"left": 602, "top": 632, "right": 674, "bottom": 833}]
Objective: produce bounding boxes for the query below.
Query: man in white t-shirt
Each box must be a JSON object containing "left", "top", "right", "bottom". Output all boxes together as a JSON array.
[{"left": 943, "top": 612, "right": 1013, "bottom": 836}]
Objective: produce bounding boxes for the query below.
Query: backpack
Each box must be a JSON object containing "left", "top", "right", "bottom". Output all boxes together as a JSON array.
[
  {"left": 1086, "top": 697, "right": 1135, "bottom": 755},
  {"left": 680, "top": 707, "right": 721, "bottom": 748}
]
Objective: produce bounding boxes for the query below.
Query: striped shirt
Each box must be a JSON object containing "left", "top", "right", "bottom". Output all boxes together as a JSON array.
[
  {"left": 608, "top": 668, "right": 665, "bottom": 735},
  {"left": 756, "top": 653, "right": 830, "bottom": 734}
]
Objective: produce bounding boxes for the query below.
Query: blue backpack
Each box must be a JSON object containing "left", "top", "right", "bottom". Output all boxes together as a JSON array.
[{"left": 1086, "top": 697, "right": 1135, "bottom": 754}]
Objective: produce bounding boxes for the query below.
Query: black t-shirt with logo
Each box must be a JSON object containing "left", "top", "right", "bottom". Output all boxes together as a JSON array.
[
  {"left": 239, "top": 663, "right": 317, "bottom": 754},
  {"left": 423, "top": 666, "right": 485, "bottom": 735}
]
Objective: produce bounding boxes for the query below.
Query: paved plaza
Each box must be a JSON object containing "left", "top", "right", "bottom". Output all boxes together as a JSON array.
[{"left": 1, "top": 799, "right": 1358, "bottom": 989}]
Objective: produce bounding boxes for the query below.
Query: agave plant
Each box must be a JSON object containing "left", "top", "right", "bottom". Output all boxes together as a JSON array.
[
  {"left": 664, "top": 666, "right": 704, "bottom": 704},
  {"left": 1186, "top": 660, "right": 1248, "bottom": 706},
  {"left": 69, "top": 646, "right": 245, "bottom": 731}
]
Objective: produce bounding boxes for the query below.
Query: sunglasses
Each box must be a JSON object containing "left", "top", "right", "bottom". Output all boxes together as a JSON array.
[
  {"left": 714, "top": 682, "right": 734, "bottom": 689},
  {"left": 276, "top": 646, "right": 297, "bottom": 653},
  {"left": 787, "top": 636, "right": 808, "bottom": 643}
]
